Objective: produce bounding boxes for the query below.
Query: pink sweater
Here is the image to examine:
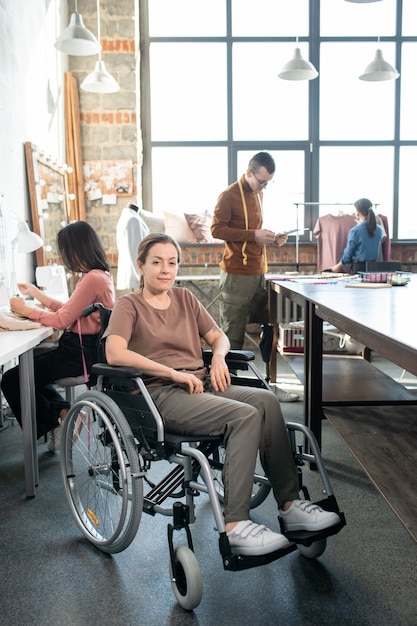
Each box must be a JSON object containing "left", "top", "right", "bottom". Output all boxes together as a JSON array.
[{"left": 29, "top": 270, "right": 114, "bottom": 334}]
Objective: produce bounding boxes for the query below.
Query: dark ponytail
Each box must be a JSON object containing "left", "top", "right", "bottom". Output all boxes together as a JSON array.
[{"left": 354, "top": 198, "right": 376, "bottom": 237}]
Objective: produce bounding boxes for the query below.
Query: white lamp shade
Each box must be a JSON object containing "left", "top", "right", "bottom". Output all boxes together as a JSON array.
[
  {"left": 278, "top": 48, "right": 318, "bottom": 81},
  {"left": 344, "top": 1, "right": 382, "bottom": 3},
  {"left": 14, "top": 222, "right": 44, "bottom": 253},
  {"left": 359, "top": 49, "right": 399, "bottom": 81},
  {"left": 80, "top": 60, "right": 120, "bottom": 93},
  {"left": 55, "top": 12, "right": 101, "bottom": 56}
]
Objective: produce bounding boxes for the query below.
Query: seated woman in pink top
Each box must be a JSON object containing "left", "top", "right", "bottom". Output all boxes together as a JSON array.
[{"left": 1, "top": 221, "right": 115, "bottom": 450}]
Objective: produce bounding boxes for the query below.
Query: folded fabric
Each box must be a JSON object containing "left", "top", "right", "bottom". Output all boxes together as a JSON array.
[{"left": 0, "top": 311, "right": 44, "bottom": 331}]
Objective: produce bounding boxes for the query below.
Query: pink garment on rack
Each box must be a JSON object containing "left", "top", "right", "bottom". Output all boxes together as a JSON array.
[
  {"left": 313, "top": 213, "right": 356, "bottom": 272},
  {"left": 378, "top": 214, "right": 391, "bottom": 261}
]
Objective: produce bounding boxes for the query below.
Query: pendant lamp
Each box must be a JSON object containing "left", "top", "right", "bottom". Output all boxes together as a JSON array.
[
  {"left": 80, "top": 0, "right": 120, "bottom": 93},
  {"left": 55, "top": 0, "right": 101, "bottom": 56},
  {"left": 278, "top": 43, "right": 318, "bottom": 81},
  {"left": 359, "top": 44, "right": 399, "bottom": 81}
]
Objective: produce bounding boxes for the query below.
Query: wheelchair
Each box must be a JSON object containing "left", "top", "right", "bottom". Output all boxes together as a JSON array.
[{"left": 60, "top": 306, "right": 346, "bottom": 611}]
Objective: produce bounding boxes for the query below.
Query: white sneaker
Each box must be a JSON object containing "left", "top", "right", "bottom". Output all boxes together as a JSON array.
[
  {"left": 227, "top": 520, "right": 290, "bottom": 555},
  {"left": 276, "top": 388, "right": 299, "bottom": 402},
  {"left": 47, "top": 424, "right": 62, "bottom": 452},
  {"left": 279, "top": 500, "right": 340, "bottom": 532}
]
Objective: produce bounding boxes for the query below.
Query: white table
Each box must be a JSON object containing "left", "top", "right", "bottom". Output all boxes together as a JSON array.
[{"left": 0, "top": 326, "right": 54, "bottom": 497}]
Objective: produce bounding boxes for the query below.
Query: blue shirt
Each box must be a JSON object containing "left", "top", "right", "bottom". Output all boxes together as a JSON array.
[{"left": 340, "top": 221, "right": 384, "bottom": 265}]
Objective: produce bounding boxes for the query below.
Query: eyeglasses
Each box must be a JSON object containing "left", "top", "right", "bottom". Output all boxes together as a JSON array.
[{"left": 251, "top": 170, "right": 272, "bottom": 188}]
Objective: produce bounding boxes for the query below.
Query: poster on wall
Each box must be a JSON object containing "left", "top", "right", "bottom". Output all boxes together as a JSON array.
[{"left": 83, "top": 159, "right": 133, "bottom": 204}]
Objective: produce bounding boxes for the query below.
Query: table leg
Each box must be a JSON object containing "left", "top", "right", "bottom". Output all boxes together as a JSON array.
[
  {"left": 268, "top": 282, "right": 278, "bottom": 383},
  {"left": 304, "top": 301, "right": 324, "bottom": 448},
  {"left": 19, "top": 349, "right": 37, "bottom": 498}
]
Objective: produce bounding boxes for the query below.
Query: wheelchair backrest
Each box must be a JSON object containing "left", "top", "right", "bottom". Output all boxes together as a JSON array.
[
  {"left": 105, "top": 389, "right": 159, "bottom": 448},
  {"left": 82, "top": 303, "right": 112, "bottom": 382}
]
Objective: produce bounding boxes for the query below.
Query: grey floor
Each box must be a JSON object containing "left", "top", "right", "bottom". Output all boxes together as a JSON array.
[{"left": 1, "top": 352, "right": 417, "bottom": 626}]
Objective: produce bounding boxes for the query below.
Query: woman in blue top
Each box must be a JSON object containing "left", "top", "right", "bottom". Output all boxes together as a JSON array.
[{"left": 331, "top": 198, "right": 384, "bottom": 274}]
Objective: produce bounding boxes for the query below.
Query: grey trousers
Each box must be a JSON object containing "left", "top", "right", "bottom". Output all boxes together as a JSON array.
[
  {"left": 218, "top": 270, "right": 269, "bottom": 350},
  {"left": 149, "top": 383, "right": 299, "bottom": 523}
]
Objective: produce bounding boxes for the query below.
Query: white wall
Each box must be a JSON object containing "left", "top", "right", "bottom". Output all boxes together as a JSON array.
[{"left": 0, "top": 0, "right": 68, "bottom": 287}]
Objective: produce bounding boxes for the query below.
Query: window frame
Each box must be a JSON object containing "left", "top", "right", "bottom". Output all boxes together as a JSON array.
[{"left": 139, "top": 0, "right": 417, "bottom": 243}]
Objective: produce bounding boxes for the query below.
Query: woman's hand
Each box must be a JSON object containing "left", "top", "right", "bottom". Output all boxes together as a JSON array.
[
  {"left": 209, "top": 354, "right": 230, "bottom": 392},
  {"left": 171, "top": 370, "right": 204, "bottom": 394},
  {"left": 330, "top": 262, "right": 343, "bottom": 273},
  {"left": 17, "top": 282, "right": 35, "bottom": 297},
  {"left": 9, "top": 295, "right": 32, "bottom": 318}
]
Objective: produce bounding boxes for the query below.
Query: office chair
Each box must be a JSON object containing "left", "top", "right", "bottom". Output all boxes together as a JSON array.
[{"left": 365, "top": 261, "right": 402, "bottom": 272}]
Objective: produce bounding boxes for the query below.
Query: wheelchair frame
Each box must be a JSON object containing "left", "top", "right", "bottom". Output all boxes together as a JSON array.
[{"left": 60, "top": 347, "right": 345, "bottom": 611}]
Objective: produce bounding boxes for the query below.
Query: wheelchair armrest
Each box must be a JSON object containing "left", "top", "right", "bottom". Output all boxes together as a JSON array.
[
  {"left": 202, "top": 349, "right": 255, "bottom": 367},
  {"left": 91, "top": 363, "right": 144, "bottom": 379}
]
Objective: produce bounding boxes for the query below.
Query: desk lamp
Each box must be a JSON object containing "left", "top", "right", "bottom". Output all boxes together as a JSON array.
[{"left": 10, "top": 221, "right": 43, "bottom": 296}]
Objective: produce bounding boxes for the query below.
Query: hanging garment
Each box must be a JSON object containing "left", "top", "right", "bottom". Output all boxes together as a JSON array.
[
  {"left": 313, "top": 213, "right": 356, "bottom": 272},
  {"left": 377, "top": 214, "right": 391, "bottom": 261}
]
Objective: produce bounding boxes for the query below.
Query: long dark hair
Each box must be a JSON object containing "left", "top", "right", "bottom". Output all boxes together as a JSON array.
[
  {"left": 354, "top": 198, "right": 377, "bottom": 237},
  {"left": 57, "top": 221, "right": 109, "bottom": 273},
  {"left": 136, "top": 232, "right": 182, "bottom": 289}
]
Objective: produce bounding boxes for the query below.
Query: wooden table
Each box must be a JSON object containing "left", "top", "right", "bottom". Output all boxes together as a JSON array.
[{"left": 0, "top": 326, "right": 54, "bottom": 497}]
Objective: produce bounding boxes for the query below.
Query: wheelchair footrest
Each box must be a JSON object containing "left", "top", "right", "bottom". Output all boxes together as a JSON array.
[
  {"left": 284, "top": 513, "right": 346, "bottom": 547},
  {"left": 222, "top": 544, "right": 297, "bottom": 571},
  {"left": 219, "top": 533, "right": 296, "bottom": 572},
  {"left": 279, "top": 496, "right": 347, "bottom": 546}
]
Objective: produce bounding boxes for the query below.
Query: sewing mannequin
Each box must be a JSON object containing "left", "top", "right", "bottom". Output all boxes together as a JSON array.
[{"left": 116, "top": 203, "right": 149, "bottom": 290}]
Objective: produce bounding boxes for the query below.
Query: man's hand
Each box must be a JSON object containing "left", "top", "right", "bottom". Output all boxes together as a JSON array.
[
  {"left": 254, "top": 229, "right": 277, "bottom": 244},
  {"left": 274, "top": 233, "right": 288, "bottom": 246}
]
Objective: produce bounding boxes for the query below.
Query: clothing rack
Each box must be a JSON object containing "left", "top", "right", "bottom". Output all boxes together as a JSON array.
[{"left": 293, "top": 202, "right": 379, "bottom": 271}]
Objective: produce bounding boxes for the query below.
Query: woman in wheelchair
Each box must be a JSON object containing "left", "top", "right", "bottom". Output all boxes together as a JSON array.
[{"left": 103, "top": 232, "right": 339, "bottom": 557}]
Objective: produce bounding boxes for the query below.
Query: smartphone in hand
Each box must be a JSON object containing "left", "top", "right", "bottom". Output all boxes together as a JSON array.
[
  {"left": 275, "top": 228, "right": 299, "bottom": 237},
  {"left": 276, "top": 227, "right": 308, "bottom": 237}
]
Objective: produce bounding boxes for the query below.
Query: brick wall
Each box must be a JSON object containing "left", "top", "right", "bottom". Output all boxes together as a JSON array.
[
  {"left": 177, "top": 242, "right": 417, "bottom": 275},
  {"left": 67, "top": 0, "right": 139, "bottom": 262}
]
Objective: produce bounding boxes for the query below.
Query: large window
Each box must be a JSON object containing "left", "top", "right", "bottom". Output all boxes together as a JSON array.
[{"left": 140, "top": 0, "right": 417, "bottom": 241}]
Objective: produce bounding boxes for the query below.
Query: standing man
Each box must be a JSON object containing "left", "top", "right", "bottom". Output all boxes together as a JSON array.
[{"left": 211, "top": 152, "right": 298, "bottom": 402}]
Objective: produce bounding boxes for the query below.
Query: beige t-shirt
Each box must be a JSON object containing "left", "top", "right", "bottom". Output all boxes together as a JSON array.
[{"left": 103, "top": 287, "right": 216, "bottom": 384}]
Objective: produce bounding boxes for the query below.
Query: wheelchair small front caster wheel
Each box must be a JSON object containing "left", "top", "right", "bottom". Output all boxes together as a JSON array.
[
  {"left": 169, "top": 545, "right": 203, "bottom": 610},
  {"left": 297, "top": 537, "right": 327, "bottom": 559}
]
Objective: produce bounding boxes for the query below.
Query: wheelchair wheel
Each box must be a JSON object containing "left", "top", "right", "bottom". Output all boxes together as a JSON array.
[
  {"left": 297, "top": 538, "right": 327, "bottom": 559},
  {"left": 210, "top": 446, "right": 271, "bottom": 509},
  {"left": 169, "top": 545, "right": 203, "bottom": 611},
  {"left": 60, "top": 391, "right": 143, "bottom": 554}
]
